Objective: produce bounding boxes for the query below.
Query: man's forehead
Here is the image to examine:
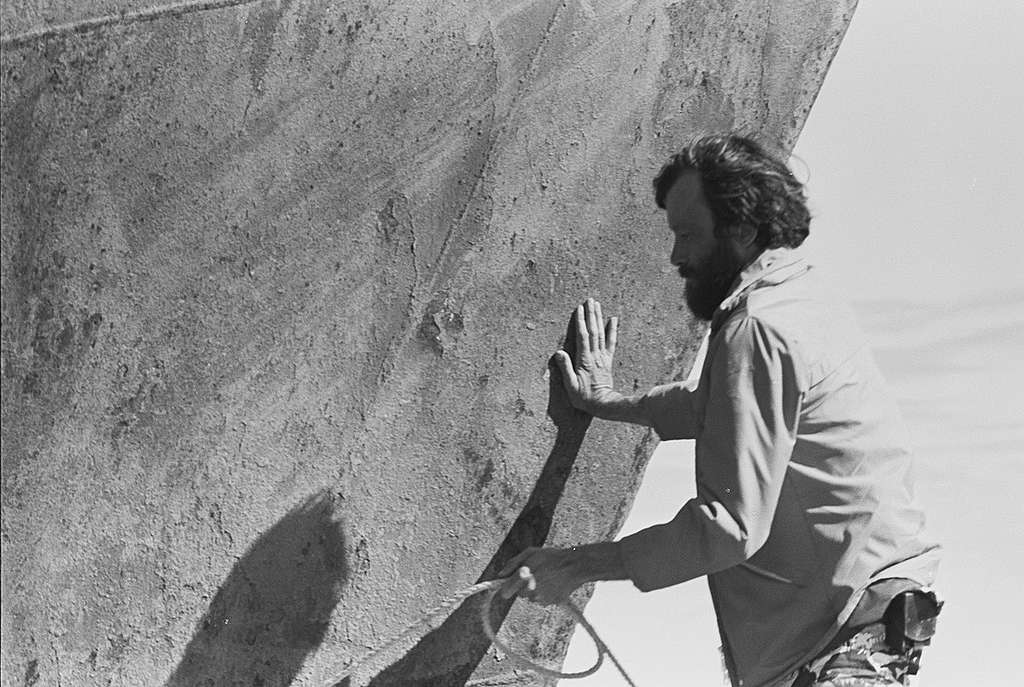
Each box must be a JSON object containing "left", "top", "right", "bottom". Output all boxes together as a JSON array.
[
  {"left": 666, "top": 170, "right": 704, "bottom": 211},
  {"left": 665, "top": 169, "right": 709, "bottom": 221}
]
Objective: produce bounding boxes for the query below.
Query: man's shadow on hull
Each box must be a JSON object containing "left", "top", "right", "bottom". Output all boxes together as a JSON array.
[
  {"left": 351, "top": 316, "right": 594, "bottom": 687},
  {"left": 165, "top": 492, "right": 348, "bottom": 687}
]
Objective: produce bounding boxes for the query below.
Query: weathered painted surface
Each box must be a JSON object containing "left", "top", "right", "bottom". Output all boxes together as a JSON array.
[{"left": 0, "top": 1, "right": 856, "bottom": 685}]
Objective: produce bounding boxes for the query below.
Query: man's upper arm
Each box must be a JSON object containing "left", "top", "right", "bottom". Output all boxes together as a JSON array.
[
  {"left": 619, "top": 315, "right": 806, "bottom": 590},
  {"left": 641, "top": 381, "right": 700, "bottom": 439}
]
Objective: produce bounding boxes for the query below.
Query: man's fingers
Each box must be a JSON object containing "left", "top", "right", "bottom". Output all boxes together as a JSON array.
[
  {"left": 519, "top": 566, "right": 537, "bottom": 590},
  {"left": 516, "top": 566, "right": 537, "bottom": 598},
  {"left": 498, "top": 549, "right": 532, "bottom": 578},
  {"left": 554, "top": 351, "right": 579, "bottom": 393},
  {"left": 606, "top": 316, "right": 618, "bottom": 358},
  {"left": 586, "top": 299, "right": 601, "bottom": 353},
  {"left": 594, "top": 300, "right": 606, "bottom": 351},
  {"left": 575, "top": 305, "right": 590, "bottom": 356},
  {"left": 499, "top": 566, "right": 537, "bottom": 599}
]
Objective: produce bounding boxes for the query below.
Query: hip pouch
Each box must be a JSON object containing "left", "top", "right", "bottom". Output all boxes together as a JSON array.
[{"left": 882, "top": 589, "right": 943, "bottom": 674}]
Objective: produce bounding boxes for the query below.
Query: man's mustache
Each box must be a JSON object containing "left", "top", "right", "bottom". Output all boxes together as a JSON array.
[{"left": 676, "top": 264, "right": 697, "bottom": 280}]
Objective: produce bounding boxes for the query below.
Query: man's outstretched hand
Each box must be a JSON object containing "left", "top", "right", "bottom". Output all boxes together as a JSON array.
[
  {"left": 552, "top": 299, "right": 651, "bottom": 426},
  {"left": 554, "top": 298, "right": 620, "bottom": 416}
]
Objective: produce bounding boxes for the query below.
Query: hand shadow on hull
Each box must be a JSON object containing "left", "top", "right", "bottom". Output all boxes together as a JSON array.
[
  {"left": 350, "top": 313, "right": 594, "bottom": 687},
  {"left": 166, "top": 491, "right": 348, "bottom": 687}
]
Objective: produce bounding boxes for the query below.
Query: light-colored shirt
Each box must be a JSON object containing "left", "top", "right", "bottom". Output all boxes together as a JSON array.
[{"left": 618, "top": 248, "right": 941, "bottom": 687}]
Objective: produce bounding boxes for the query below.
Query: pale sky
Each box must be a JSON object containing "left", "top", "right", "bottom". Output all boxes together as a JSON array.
[{"left": 556, "top": 2, "right": 1024, "bottom": 685}]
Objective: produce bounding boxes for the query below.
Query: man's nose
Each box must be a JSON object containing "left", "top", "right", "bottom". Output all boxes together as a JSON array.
[{"left": 670, "top": 240, "right": 686, "bottom": 266}]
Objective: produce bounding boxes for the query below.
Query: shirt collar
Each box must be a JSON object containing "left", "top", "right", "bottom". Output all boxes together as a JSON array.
[{"left": 712, "top": 247, "right": 809, "bottom": 326}]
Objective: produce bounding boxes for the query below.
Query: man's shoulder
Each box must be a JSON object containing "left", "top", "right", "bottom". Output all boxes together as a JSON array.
[
  {"left": 739, "top": 266, "right": 857, "bottom": 330},
  {"left": 719, "top": 268, "right": 867, "bottom": 364}
]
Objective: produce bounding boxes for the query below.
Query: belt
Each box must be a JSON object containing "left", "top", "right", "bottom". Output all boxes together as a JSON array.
[{"left": 791, "top": 589, "right": 942, "bottom": 687}]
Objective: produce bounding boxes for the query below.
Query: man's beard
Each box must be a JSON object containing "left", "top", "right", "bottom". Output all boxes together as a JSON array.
[{"left": 680, "top": 240, "right": 745, "bottom": 321}]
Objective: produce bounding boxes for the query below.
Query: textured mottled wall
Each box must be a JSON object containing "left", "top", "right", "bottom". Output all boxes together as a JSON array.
[{"left": 0, "top": 1, "right": 855, "bottom": 685}]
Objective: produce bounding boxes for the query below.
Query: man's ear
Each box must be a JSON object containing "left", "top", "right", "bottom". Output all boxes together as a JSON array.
[{"left": 730, "top": 223, "right": 758, "bottom": 248}]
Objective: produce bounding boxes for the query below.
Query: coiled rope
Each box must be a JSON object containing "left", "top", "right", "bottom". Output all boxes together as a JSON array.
[{"left": 324, "top": 575, "right": 637, "bottom": 686}]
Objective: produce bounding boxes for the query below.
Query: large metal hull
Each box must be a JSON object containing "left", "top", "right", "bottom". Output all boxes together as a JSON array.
[{"left": 0, "top": 1, "right": 855, "bottom": 684}]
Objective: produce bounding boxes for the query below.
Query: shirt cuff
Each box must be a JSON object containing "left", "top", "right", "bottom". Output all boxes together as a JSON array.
[
  {"left": 642, "top": 382, "right": 698, "bottom": 440},
  {"left": 617, "top": 520, "right": 691, "bottom": 592}
]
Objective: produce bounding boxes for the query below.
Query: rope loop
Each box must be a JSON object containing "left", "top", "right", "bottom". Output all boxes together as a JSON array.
[
  {"left": 479, "top": 584, "right": 606, "bottom": 680},
  {"left": 325, "top": 576, "right": 637, "bottom": 687}
]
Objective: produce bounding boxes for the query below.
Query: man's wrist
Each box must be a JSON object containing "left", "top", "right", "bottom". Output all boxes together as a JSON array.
[{"left": 568, "top": 541, "right": 629, "bottom": 584}]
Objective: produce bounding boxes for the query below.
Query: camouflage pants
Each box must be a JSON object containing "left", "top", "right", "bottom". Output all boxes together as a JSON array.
[{"left": 795, "top": 625, "right": 924, "bottom": 687}]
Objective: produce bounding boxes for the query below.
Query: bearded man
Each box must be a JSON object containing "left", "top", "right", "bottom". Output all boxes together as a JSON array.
[{"left": 501, "top": 134, "right": 942, "bottom": 687}]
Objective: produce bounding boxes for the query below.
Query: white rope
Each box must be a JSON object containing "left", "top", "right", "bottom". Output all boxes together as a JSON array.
[
  {"left": 480, "top": 581, "right": 638, "bottom": 686},
  {"left": 323, "top": 575, "right": 637, "bottom": 687}
]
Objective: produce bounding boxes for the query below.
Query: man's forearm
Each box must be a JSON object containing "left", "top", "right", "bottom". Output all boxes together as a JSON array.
[
  {"left": 586, "top": 391, "right": 653, "bottom": 427},
  {"left": 571, "top": 541, "right": 630, "bottom": 584}
]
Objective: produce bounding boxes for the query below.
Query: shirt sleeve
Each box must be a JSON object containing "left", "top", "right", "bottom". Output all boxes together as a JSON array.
[
  {"left": 618, "top": 315, "right": 805, "bottom": 591},
  {"left": 641, "top": 381, "right": 700, "bottom": 440}
]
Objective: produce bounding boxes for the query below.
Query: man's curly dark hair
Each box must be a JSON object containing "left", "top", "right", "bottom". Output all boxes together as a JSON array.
[{"left": 653, "top": 134, "right": 810, "bottom": 249}]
